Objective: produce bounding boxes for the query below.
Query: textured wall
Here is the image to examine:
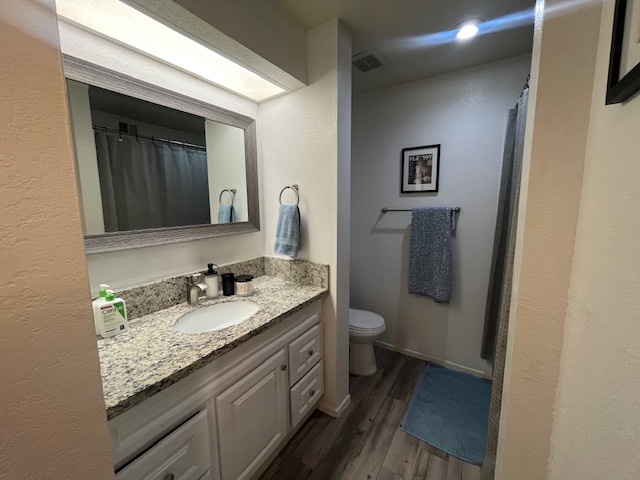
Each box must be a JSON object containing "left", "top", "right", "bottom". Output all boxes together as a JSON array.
[
  {"left": 351, "top": 55, "right": 531, "bottom": 376},
  {"left": 496, "top": 0, "right": 603, "bottom": 478},
  {"left": 0, "top": 1, "right": 114, "bottom": 478},
  {"left": 59, "top": 23, "right": 265, "bottom": 292},
  {"left": 547, "top": 1, "right": 640, "bottom": 478},
  {"left": 259, "top": 20, "right": 352, "bottom": 414}
]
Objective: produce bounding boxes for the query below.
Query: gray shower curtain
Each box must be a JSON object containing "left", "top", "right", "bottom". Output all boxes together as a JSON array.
[
  {"left": 480, "top": 88, "right": 529, "bottom": 479},
  {"left": 95, "top": 132, "right": 210, "bottom": 232}
]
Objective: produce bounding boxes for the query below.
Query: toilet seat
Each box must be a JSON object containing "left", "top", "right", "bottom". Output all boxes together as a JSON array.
[
  {"left": 350, "top": 325, "right": 386, "bottom": 335},
  {"left": 349, "top": 308, "right": 385, "bottom": 331}
]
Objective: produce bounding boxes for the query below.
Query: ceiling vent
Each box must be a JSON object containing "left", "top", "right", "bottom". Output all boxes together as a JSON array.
[{"left": 352, "top": 50, "right": 386, "bottom": 73}]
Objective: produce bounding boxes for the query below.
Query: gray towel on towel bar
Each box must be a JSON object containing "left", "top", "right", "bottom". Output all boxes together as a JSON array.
[
  {"left": 274, "top": 204, "right": 300, "bottom": 258},
  {"left": 408, "top": 207, "right": 454, "bottom": 302}
]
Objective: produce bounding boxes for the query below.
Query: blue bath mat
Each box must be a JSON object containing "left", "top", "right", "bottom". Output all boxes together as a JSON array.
[{"left": 401, "top": 364, "right": 491, "bottom": 465}]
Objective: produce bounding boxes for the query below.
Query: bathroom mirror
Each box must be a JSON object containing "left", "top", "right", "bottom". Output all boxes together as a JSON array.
[{"left": 63, "top": 55, "right": 259, "bottom": 254}]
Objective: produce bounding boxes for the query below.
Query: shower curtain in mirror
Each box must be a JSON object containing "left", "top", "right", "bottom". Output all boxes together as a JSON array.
[
  {"left": 480, "top": 87, "right": 529, "bottom": 480},
  {"left": 95, "top": 132, "right": 210, "bottom": 232}
]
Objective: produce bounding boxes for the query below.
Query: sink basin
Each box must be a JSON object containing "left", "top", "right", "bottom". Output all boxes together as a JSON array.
[{"left": 173, "top": 301, "right": 260, "bottom": 334}]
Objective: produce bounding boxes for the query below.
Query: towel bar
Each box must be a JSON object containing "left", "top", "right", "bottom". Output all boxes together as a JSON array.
[
  {"left": 381, "top": 207, "right": 461, "bottom": 213},
  {"left": 219, "top": 188, "right": 236, "bottom": 204},
  {"left": 279, "top": 184, "right": 299, "bottom": 206}
]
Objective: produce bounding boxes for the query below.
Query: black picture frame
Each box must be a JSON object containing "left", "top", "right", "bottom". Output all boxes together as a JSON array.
[
  {"left": 606, "top": 0, "right": 640, "bottom": 104},
  {"left": 400, "top": 144, "right": 441, "bottom": 193}
]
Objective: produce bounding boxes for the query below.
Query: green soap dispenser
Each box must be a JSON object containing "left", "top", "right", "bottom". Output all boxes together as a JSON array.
[
  {"left": 97, "top": 290, "right": 128, "bottom": 338},
  {"left": 92, "top": 284, "right": 109, "bottom": 336}
]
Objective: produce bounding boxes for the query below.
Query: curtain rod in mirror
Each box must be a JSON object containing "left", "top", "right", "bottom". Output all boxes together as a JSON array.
[{"left": 92, "top": 125, "right": 206, "bottom": 150}]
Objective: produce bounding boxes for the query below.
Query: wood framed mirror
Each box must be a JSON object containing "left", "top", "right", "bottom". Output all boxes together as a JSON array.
[{"left": 63, "top": 55, "right": 260, "bottom": 254}]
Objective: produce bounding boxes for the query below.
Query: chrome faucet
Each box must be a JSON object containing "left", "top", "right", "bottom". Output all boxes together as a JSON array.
[{"left": 186, "top": 273, "right": 208, "bottom": 305}]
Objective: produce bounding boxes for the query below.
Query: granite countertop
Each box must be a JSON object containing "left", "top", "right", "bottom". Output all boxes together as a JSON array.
[{"left": 98, "top": 276, "right": 327, "bottom": 420}]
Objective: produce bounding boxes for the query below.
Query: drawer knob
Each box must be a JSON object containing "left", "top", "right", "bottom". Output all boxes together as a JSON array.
[
  {"left": 281, "top": 364, "right": 287, "bottom": 371},
  {"left": 310, "top": 389, "right": 315, "bottom": 396},
  {"left": 308, "top": 349, "right": 314, "bottom": 356},
  {"left": 164, "top": 474, "right": 175, "bottom": 480}
]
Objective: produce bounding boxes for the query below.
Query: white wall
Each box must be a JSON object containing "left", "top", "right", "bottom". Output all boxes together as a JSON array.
[
  {"left": 548, "top": 1, "right": 640, "bottom": 478},
  {"left": 59, "top": 22, "right": 265, "bottom": 292},
  {"left": 351, "top": 54, "right": 532, "bottom": 375},
  {"left": 206, "top": 120, "right": 248, "bottom": 223},
  {"left": 67, "top": 79, "right": 105, "bottom": 234},
  {"left": 259, "top": 19, "right": 352, "bottom": 415}
]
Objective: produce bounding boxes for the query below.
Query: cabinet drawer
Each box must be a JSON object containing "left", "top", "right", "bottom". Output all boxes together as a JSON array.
[
  {"left": 290, "top": 361, "right": 324, "bottom": 429},
  {"left": 288, "top": 324, "right": 322, "bottom": 385},
  {"left": 115, "top": 410, "right": 210, "bottom": 480}
]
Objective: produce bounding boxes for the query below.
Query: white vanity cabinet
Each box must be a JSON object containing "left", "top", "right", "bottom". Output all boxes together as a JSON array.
[
  {"left": 216, "top": 350, "right": 289, "bottom": 480},
  {"left": 109, "top": 301, "right": 324, "bottom": 480}
]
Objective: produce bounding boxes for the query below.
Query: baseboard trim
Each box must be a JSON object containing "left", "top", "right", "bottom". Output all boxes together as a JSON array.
[
  {"left": 318, "top": 394, "right": 351, "bottom": 418},
  {"left": 375, "top": 341, "right": 492, "bottom": 380}
]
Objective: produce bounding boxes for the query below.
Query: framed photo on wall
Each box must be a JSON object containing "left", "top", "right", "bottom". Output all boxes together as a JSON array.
[
  {"left": 607, "top": 0, "right": 640, "bottom": 104},
  {"left": 401, "top": 144, "right": 440, "bottom": 193}
]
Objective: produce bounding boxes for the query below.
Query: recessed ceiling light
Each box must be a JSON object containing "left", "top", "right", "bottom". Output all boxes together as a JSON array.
[
  {"left": 456, "top": 20, "right": 482, "bottom": 40},
  {"left": 56, "top": 0, "right": 286, "bottom": 102}
]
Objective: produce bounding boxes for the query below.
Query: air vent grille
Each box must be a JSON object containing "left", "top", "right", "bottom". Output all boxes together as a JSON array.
[{"left": 352, "top": 50, "right": 386, "bottom": 73}]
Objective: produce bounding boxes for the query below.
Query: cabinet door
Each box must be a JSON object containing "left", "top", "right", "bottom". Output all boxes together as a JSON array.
[{"left": 216, "top": 349, "right": 288, "bottom": 480}]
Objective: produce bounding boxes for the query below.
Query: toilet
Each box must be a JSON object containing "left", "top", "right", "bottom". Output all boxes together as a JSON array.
[{"left": 349, "top": 308, "right": 386, "bottom": 376}]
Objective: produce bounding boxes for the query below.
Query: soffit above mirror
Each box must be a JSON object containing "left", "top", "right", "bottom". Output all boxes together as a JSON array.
[
  {"left": 162, "top": 0, "right": 308, "bottom": 85},
  {"left": 56, "top": 0, "right": 306, "bottom": 102}
]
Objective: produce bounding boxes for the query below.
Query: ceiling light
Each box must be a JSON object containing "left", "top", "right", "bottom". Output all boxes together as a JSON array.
[
  {"left": 456, "top": 20, "right": 482, "bottom": 40},
  {"left": 56, "top": 0, "right": 286, "bottom": 102}
]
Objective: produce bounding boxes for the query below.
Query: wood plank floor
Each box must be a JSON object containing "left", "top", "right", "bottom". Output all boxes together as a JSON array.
[{"left": 259, "top": 347, "right": 482, "bottom": 480}]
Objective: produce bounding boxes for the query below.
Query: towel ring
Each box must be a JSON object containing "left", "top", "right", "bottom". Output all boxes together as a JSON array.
[
  {"left": 219, "top": 188, "right": 236, "bottom": 205},
  {"left": 279, "top": 184, "right": 299, "bottom": 206}
]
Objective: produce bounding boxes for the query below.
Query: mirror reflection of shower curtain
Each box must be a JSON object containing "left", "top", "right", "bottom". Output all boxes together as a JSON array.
[
  {"left": 94, "top": 132, "right": 210, "bottom": 232},
  {"left": 480, "top": 87, "right": 529, "bottom": 480}
]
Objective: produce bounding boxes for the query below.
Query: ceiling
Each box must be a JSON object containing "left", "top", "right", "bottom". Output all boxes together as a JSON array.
[
  {"left": 276, "top": 0, "right": 535, "bottom": 94},
  {"left": 88, "top": 86, "right": 206, "bottom": 136}
]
